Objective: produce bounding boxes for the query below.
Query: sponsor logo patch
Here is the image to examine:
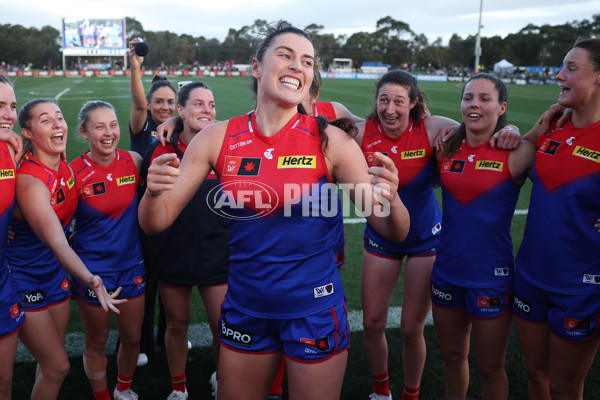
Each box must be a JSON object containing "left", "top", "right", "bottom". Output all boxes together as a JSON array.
[
  {"left": 82, "top": 181, "right": 106, "bottom": 197},
  {"left": 220, "top": 317, "right": 253, "bottom": 347},
  {"left": 540, "top": 139, "right": 561, "bottom": 155},
  {"left": 442, "top": 159, "right": 466, "bottom": 173},
  {"left": 300, "top": 336, "right": 330, "bottom": 352},
  {"left": 85, "top": 287, "right": 117, "bottom": 301},
  {"left": 513, "top": 295, "right": 531, "bottom": 315},
  {"left": 476, "top": 160, "right": 503, "bottom": 171},
  {"left": 401, "top": 149, "right": 425, "bottom": 160},
  {"left": 223, "top": 156, "right": 261, "bottom": 176},
  {"left": 23, "top": 289, "right": 44, "bottom": 307},
  {"left": 117, "top": 175, "right": 136, "bottom": 185},
  {"left": 61, "top": 278, "right": 69, "bottom": 290},
  {"left": 277, "top": 155, "right": 316, "bottom": 169},
  {"left": 494, "top": 267, "right": 510, "bottom": 277},
  {"left": 478, "top": 296, "right": 501, "bottom": 308},
  {"left": 0, "top": 169, "right": 15, "bottom": 179},
  {"left": 573, "top": 145, "right": 600, "bottom": 163},
  {"left": 53, "top": 187, "right": 66, "bottom": 205},
  {"left": 364, "top": 152, "right": 388, "bottom": 167},
  {"left": 431, "top": 283, "right": 453, "bottom": 303},
  {"left": 565, "top": 317, "right": 591, "bottom": 331},
  {"left": 583, "top": 274, "right": 600, "bottom": 285},
  {"left": 10, "top": 302, "right": 22, "bottom": 318},
  {"left": 313, "top": 283, "right": 334, "bottom": 298}
]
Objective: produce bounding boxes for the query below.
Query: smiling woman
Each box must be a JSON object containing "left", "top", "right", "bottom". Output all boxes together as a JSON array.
[
  {"left": 7, "top": 99, "right": 123, "bottom": 400},
  {"left": 137, "top": 21, "right": 409, "bottom": 400}
]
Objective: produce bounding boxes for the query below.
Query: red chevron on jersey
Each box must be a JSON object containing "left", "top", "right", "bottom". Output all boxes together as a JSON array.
[
  {"left": 535, "top": 121, "right": 600, "bottom": 193},
  {"left": 215, "top": 112, "right": 331, "bottom": 217},
  {"left": 439, "top": 141, "right": 512, "bottom": 206},
  {"left": 71, "top": 149, "right": 138, "bottom": 220},
  {"left": 360, "top": 118, "right": 432, "bottom": 189}
]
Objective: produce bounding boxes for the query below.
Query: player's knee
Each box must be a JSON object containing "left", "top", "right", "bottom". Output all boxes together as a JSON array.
[
  {"left": 45, "top": 358, "right": 70, "bottom": 382},
  {"left": 118, "top": 331, "right": 141, "bottom": 348},
  {"left": 362, "top": 316, "right": 387, "bottom": 336},
  {"left": 166, "top": 318, "right": 190, "bottom": 336},
  {"left": 399, "top": 321, "right": 424, "bottom": 341},
  {"left": 83, "top": 355, "right": 107, "bottom": 381}
]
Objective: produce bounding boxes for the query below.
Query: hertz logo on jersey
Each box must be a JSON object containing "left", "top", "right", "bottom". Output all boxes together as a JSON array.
[
  {"left": 277, "top": 155, "right": 316, "bottom": 169},
  {"left": 117, "top": 175, "right": 136, "bottom": 185},
  {"left": 573, "top": 146, "right": 600, "bottom": 163},
  {"left": 66, "top": 174, "right": 75, "bottom": 188},
  {"left": 475, "top": 160, "right": 503, "bottom": 172},
  {"left": 401, "top": 149, "right": 425, "bottom": 160},
  {"left": 0, "top": 169, "right": 15, "bottom": 179}
]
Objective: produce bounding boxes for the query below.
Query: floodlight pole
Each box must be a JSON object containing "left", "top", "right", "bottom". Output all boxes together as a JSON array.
[{"left": 474, "top": 0, "right": 483, "bottom": 73}]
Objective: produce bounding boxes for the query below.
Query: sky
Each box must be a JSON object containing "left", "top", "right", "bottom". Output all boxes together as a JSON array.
[{"left": 3, "top": 0, "right": 599, "bottom": 45}]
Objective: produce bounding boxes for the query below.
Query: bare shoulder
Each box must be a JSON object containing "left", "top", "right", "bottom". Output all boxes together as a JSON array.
[
  {"left": 424, "top": 115, "right": 459, "bottom": 133},
  {"left": 128, "top": 151, "right": 143, "bottom": 172}
]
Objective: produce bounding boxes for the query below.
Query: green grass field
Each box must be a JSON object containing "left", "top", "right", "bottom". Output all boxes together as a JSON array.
[{"left": 11, "top": 75, "right": 600, "bottom": 399}]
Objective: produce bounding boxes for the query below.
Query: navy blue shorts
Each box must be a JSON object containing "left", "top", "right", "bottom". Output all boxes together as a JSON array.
[
  {"left": 16, "top": 271, "right": 70, "bottom": 311},
  {"left": 0, "top": 268, "right": 25, "bottom": 338},
  {"left": 219, "top": 295, "right": 350, "bottom": 362},
  {"left": 430, "top": 273, "right": 512, "bottom": 319},
  {"left": 71, "top": 264, "right": 145, "bottom": 306},
  {"left": 514, "top": 269, "right": 600, "bottom": 342}
]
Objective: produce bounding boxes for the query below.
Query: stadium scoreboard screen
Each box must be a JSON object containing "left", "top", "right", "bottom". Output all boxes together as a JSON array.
[{"left": 62, "top": 18, "right": 126, "bottom": 56}]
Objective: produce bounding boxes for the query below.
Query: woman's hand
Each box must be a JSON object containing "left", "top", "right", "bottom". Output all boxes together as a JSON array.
[
  {"left": 88, "top": 275, "right": 127, "bottom": 313},
  {"left": 146, "top": 153, "right": 181, "bottom": 196}
]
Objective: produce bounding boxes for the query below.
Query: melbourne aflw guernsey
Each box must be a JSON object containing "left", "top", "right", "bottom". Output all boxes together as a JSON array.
[
  {"left": 0, "top": 142, "right": 23, "bottom": 329},
  {"left": 215, "top": 112, "right": 344, "bottom": 318},
  {"left": 141, "top": 129, "right": 229, "bottom": 285},
  {"left": 312, "top": 101, "right": 336, "bottom": 121},
  {"left": 433, "top": 141, "right": 519, "bottom": 287},
  {"left": 361, "top": 117, "right": 441, "bottom": 253},
  {"left": 7, "top": 152, "right": 78, "bottom": 285},
  {"left": 516, "top": 121, "right": 600, "bottom": 295},
  {"left": 70, "top": 149, "right": 143, "bottom": 274}
]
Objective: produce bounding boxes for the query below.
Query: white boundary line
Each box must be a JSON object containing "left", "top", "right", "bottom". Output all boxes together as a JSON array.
[
  {"left": 16, "top": 306, "right": 419, "bottom": 362},
  {"left": 343, "top": 209, "right": 528, "bottom": 224}
]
